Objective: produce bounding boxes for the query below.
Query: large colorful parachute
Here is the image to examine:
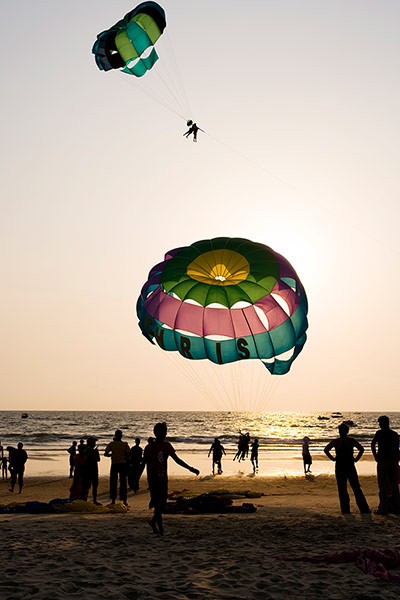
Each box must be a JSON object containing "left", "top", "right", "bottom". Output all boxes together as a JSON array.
[
  {"left": 137, "top": 237, "right": 308, "bottom": 375},
  {"left": 92, "top": 2, "right": 166, "bottom": 78}
]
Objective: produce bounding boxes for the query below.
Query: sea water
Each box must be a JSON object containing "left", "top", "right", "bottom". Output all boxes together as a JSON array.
[{"left": 0, "top": 411, "right": 397, "bottom": 478}]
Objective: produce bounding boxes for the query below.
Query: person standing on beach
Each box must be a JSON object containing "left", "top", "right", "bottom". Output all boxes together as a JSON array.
[
  {"left": 251, "top": 438, "right": 259, "bottom": 473},
  {"left": 324, "top": 423, "right": 370, "bottom": 515},
  {"left": 84, "top": 437, "right": 101, "bottom": 504},
  {"left": 9, "top": 442, "right": 28, "bottom": 494},
  {"left": 371, "top": 415, "right": 400, "bottom": 515},
  {"left": 208, "top": 438, "right": 226, "bottom": 475},
  {"left": 302, "top": 437, "right": 312, "bottom": 474},
  {"left": 104, "top": 429, "right": 130, "bottom": 506},
  {"left": 127, "top": 437, "right": 143, "bottom": 493},
  {"left": 140, "top": 422, "right": 199, "bottom": 535},
  {"left": 67, "top": 441, "right": 77, "bottom": 478}
]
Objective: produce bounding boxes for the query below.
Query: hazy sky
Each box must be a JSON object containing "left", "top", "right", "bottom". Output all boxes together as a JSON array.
[{"left": 1, "top": 1, "right": 399, "bottom": 412}]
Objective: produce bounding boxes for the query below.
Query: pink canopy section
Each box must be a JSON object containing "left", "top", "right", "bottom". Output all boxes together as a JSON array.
[{"left": 143, "top": 280, "right": 300, "bottom": 338}]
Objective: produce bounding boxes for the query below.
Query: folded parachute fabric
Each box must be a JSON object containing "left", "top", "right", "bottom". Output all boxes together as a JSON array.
[
  {"left": 0, "top": 500, "right": 129, "bottom": 514},
  {"left": 276, "top": 549, "right": 400, "bottom": 584},
  {"left": 164, "top": 493, "right": 257, "bottom": 514}
]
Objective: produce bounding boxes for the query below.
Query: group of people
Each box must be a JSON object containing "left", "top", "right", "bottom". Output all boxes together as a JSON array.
[
  {"left": 67, "top": 432, "right": 144, "bottom": 505},
  {"left": 209, "top": 432, "right": 260, "bottom": 475},
  {"left": 67, "top": 424, "right": 199, "bottom": 533},
  {"left": 305, "top": 415, "right": 400, "bottom": 516},
  {"left": 0, "top": 442, "right": 28, "bottom": 493}
]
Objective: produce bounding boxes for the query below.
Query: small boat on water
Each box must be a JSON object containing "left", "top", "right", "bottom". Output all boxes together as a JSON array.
[
  {"left": 318, "top": 416, "right": 329, "bottom": 420},
  {"left": 21, "top": 413, "right": 28, "bottom": 419}
]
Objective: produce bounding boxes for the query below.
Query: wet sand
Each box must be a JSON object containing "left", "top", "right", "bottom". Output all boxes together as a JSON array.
[{"left": 1, "top": 474, "right": 400, "bottom": 599}]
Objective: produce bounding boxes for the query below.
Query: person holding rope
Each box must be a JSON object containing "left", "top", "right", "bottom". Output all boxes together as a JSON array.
[{"left": 183, "top": 120, "right": 204, "bottom": 142}]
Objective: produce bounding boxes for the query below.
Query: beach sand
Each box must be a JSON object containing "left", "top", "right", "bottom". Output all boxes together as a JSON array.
[{"left": 1, "top": 474, "right": 400, "bottom": 599}]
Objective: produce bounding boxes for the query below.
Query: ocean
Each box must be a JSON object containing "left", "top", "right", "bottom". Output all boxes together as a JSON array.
[{"left": 1, "top": 411, "right": 397, "bottom": 478}]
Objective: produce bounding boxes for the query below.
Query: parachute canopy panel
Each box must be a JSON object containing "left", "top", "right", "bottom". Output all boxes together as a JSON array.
[
  {"left": 137, "top": 237, "right": 308, "bottom": 375},
  {"left": 92, "top": 2, "right": 166, "bottom": 78}
]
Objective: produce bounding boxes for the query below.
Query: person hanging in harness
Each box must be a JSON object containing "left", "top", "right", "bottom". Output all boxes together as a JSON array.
[{"left": 183, "top": 120, "right": 203, "bottom": 142}]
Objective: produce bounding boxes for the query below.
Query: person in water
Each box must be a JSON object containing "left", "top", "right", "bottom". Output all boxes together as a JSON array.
[
  {"left": 84, "top": 437, "right": 101, "bottom": 505},
  {"left": 9, "top": 442, "right": 28, "bottom": 494},
  {"left": 127, "top": 437, "right": 143, "bottom": 493},
  {"left": 324, "top": 423, "right": 370, "bottom": 515},
  {"left": 251, "top": 438, "right": 260, "bottom": 473},
  {"left": 208, "top": 438, "right": 226, "bottom": 475},
  {"left": 183, "top": 120, "right": 203, "bottom": 142},
  {"left": 139, "top": 422, "right": 199, "bottom": 535},
  {"left": 302, "top": 437, "right": 312, "bottom": 474},
  {"left": 67, "top": 440, "right": 77, "bottom": 478},
  {"left": 371, "top": 415, "right": 400, "bottom": 515},
  {"left": 104, "top": 429, "right": 130, "bottom": 506}
]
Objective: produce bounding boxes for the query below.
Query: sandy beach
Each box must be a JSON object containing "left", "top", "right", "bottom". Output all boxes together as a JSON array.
[{"left": 2, "top": 473, "right": 400, "bottom": 599}]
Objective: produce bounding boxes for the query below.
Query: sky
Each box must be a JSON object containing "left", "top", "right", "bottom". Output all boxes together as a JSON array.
[{"left": 1, "top": 0, "right": 399, "bottom": 412}]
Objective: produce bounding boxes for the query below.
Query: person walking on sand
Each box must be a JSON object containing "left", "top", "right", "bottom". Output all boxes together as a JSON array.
[
  {"left": 84, "top": 437, "right": 101, "bottom": 505},
  {"left": 324, "top": 423, "right": 370, "bottom": 515},
  {"left": 371, "top": 415, "right": 400, "bottom": 515},
  {"left": 127, "top": 437, "right": 143, "bottom": 493},
  {"left": 67, "top": 440, "right": 77, "bottom": 478},
  {"left": 251, "top": 438, "right": 260, "bottom": 473},
  {"left": 208, "top": 437, "right": 226, "bottom": 475},
  {"left": 104, "top": 429, "right": 130, "bottom": 506},
  {"left": 302, "top": 437, "right": 312, "bottom": 474},
  {"left": 139, "top": 422, "right": 199, "bottom": 535},
  {"left": 9, "top": 442, "right": 28, "bottom": 494}
]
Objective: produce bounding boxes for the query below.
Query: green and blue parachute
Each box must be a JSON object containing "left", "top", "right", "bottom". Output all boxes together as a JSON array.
[{"left": 92, "top": 2, "right": 166, "bottom": 78}]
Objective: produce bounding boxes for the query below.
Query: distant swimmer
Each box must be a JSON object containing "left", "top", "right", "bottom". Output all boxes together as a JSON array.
[
  {"left": 183, "top": 120, "right": 204, "bottom": 142},
  {"left": 208, "top": 438, "right": 226, "bottom": 475},
  {"left": 139, "top": 422, "right": 199, "bottom": 535},
  {"left": 302, "top": 437, "right": 312, "bottom": 474}
]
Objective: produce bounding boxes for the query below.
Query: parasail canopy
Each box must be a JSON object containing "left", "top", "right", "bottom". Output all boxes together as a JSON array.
[
  {"left": 137, "top": 237, "right": 308, "bottom": 375},
  {"left": 92, "top": 2, "right": 166, "bottom": 78}
]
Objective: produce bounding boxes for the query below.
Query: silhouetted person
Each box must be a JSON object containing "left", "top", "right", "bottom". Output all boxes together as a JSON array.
[
  {"left": 0, "top": 440, "right": 3, "bottom": 459},
  {"left": 324, "top": 423, "right": 370, "bottom": 515},
  {"left": 147, "top": 437, "right": 154, "bottom": 445},
  {"left": 251, "top": 438, "right": 259, "bottom": 473},
  {"left": 208, "top": 438, "right": 226, "bottom": 475},
  {"left": 69, "top": 444, "right": 88, "bottom": 500},
  {"left": 104, "top": 429, "right": 130, "bottom": 505},
  {"left": 140, "top": 422, "right": 199, "bottom": 535},
  {"left": 84, "top": 437, "right": 101, "bottom": 504},
  {"left": 127, "top": 437, "right": 143, "bottom": 493},
  {"left": 67, "top": 441, "right": 77, "bottom": 478},
  {"left": 2, "top": 456, "right": 8, "bottom": 480},
  {"left": 78, "top": 439, "right": 86, "bottom": 453},
  {"left": 234, "top": 431, "right": 249, "bottom": 462},
  {"left": 302, "top": 437, "right": 312, "bottom": 474},
  {"left": 371, "top": 415, "right": 400, "bottom": 515},
  {"left": 183, "top": 120, "right": 203, "bottom": 142},
  {"left": 9, "top": 442, "right": 28, "bottom": 494}
]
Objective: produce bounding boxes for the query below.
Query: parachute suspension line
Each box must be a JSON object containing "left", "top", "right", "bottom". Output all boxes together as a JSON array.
[
  {"left": 162, "top": 351, "right": 227, "bottom": 411},
  {"left": 204, "top": 130, "right": 400, "bottom": 259},
  {"left": 151, "top": 69, "right": 188, "bottom": 120},
  {"left": 164, "top": 31, "right": 193, "bottom": 119},
  {"left": 115, "top": 72, "right": 187, "bottom": 121},
  {"left": 192, "top": 360, "right": 232, "bottom": 412}
]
